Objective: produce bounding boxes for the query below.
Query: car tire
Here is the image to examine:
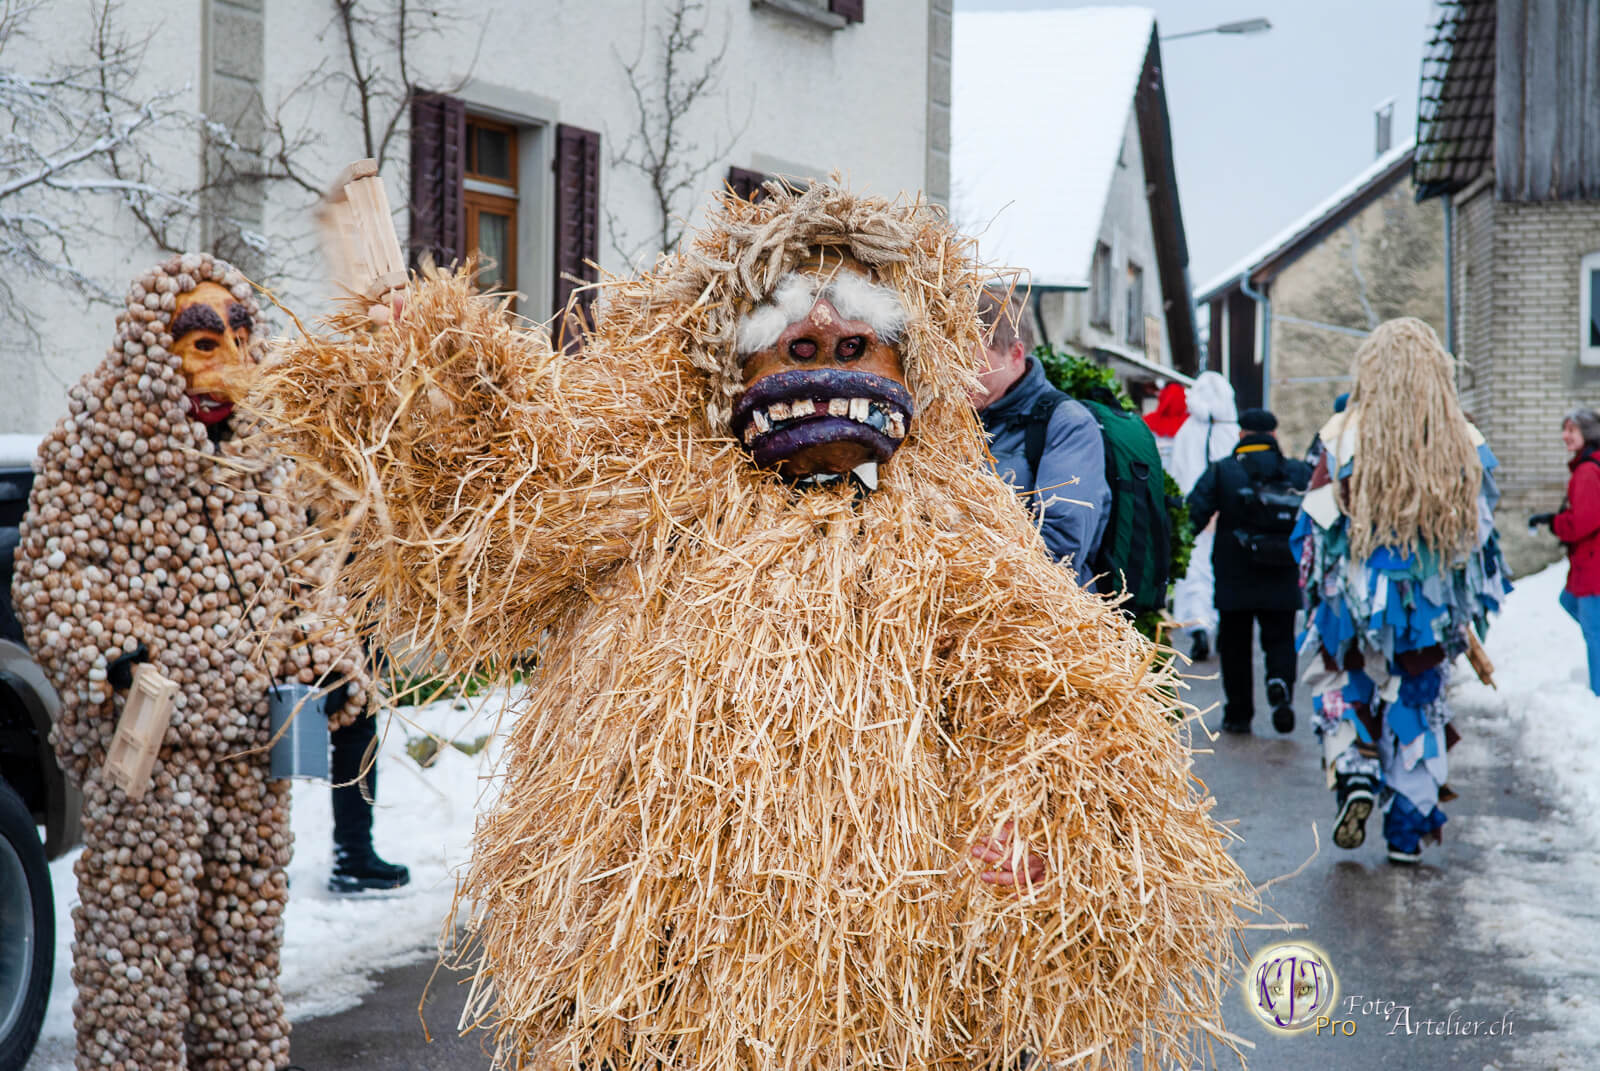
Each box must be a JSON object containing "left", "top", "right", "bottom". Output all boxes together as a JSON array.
[{"left": 0, "top": 777, "right": 53, "bottom": 1068}]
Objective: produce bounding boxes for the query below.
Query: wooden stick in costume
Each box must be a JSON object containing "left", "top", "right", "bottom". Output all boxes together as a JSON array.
[
  {"left": 256, "top": 183, "right": 1250, "bottom": 1069},
  {"left": 14, "top": 254, "right": 371, "bottom": 1071}
]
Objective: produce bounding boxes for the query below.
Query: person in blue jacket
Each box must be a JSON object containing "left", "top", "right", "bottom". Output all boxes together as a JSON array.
[{"left": 971, "top": 290, "right": 1111, "bottom": 585}]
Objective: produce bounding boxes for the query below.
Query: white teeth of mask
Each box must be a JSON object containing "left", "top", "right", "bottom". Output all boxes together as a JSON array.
[{"left": 748, "top": 396, "right": 903, "bottom": 438}]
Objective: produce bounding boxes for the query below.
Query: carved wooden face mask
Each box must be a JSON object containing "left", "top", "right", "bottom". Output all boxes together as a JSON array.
[
  {"left": 171, "top": 281, "right": 254, "bottom": 425},
  {"left": 730, "top": 263, "right": 913, "bottom": 481}
]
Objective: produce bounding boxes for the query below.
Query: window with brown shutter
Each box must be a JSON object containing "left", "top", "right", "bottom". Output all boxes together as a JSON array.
[
  {"left": 829, "top": 0, "right": 863, "bottom": 23},
  {"left": 408, "top": 93, "right": 466, "bottom": 270},
  {"left": 726, "top": 166, "right": 771, "bottom": 202},
  {"left": 553, "top": 123, "right": 601, "bottom": 352}
]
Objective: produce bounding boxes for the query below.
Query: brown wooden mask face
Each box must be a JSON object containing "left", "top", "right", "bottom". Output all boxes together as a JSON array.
[
  {"left": 171, "top": 281, "right": 254, "bottom": 425},
  {"left": 730, "top": 265, "right": 913, "bottom": 480}
]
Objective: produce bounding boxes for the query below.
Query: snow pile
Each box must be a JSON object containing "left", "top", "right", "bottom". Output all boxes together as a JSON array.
[
  {"left": 1456, "top": 562, "right": 1600, "bottom": 830},
  {"left": 32, "top": 690, "right": 508, "bottom": 1066},
  {"left": 1452, "top": 561, "right": 1600, "bottom": 1068}
]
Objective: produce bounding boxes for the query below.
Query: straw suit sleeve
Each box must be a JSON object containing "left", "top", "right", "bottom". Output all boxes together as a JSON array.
[
  {"left": 934, "top": 528, "right": 1240, "bottom": 1015},
  {"left": 261, "top": 272, "right": 714, "bottom": 677}
]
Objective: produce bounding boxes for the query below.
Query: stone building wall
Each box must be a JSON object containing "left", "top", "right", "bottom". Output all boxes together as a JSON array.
[{"left": 1266, "top": 181, "right": 1445, "bottom": 457}]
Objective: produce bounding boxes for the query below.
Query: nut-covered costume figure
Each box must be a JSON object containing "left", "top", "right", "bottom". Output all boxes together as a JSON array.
[
  {"left": 262, "top": 186, "right": 1248, "bottom": 1069},
  {"left": 13, "top": 254, "right": 368, "bottom": 1071}
]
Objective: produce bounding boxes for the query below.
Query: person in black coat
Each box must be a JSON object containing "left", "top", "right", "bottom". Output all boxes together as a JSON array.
[{"left": 1187, "top": 408, "right": 1312, "bottom": 734}]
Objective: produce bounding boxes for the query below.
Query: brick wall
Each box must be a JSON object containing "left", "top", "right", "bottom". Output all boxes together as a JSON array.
[{"left": 1474, "top": 199, "right": 1600, "bottom": 575}]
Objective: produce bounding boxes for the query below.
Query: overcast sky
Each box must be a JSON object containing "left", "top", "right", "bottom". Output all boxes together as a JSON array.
[{"left": 954, "top": 0, "right": 1439, "bottom": 291}]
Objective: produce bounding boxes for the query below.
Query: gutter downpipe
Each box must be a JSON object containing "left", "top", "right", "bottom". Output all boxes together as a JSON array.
[
  {"left": 1442, "top": 197, "right": 1456, "bottom": 354},
  {"left": 1238, "top": 271, "right": 1271, "bottom": 408}
]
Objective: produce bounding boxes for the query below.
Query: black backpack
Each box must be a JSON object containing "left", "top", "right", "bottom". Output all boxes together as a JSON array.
[
  {"left": 1019, "top": 387, "right": 1173, "bottom": 613},
  {"left": 1231, "top": 461, "right": 1304, "bottom": 567}
]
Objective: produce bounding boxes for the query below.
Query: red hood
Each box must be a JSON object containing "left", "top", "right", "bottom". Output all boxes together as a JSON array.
[{"left": 1144, "top": 382, "right": 1188, "bottom": 438}]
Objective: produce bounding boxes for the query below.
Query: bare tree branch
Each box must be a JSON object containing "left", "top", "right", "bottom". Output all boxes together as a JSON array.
[{"left": 610, "top": 0, "right": 750, "bottom": 263}]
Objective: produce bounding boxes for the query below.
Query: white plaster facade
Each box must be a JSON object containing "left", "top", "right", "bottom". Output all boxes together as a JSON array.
[
  {"left": 4, "top": 0, "right": 946, "bottom": 434},
  {"left": 1033, "top": 109, "right": 1172, "bottom": 374}
]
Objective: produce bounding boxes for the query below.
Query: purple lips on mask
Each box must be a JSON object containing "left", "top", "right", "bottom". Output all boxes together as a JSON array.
[{"left": 730, "top": 368, "right": 914, "bottom": 472}]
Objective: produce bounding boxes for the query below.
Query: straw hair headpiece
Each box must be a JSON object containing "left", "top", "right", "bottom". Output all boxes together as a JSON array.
[
  {"left": 1345, "top": 317, "right": 1481, "bottom": 561},
  {"left": 256, "top": 182, "right": 1251, "bottom": 1071}
]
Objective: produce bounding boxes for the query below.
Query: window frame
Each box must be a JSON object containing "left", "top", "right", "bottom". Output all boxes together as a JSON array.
[
  {"left": 461, "top": 114, "right": 520, "bottom": 295},
  {"left": 1090, "top": 241, "right": 1114, "bottom": 329},
  {"left": 1125, "top": 261, "right": 1145, "bottom": 345},
  {"left": 464, "top": 188, "right": 519, "bottom": 293},
  {"left": 465, "top": 115, "right": 519, "bottom": 190},
  {"left": 1582, "top": 251, "right": 1600, "bottom": 367}
]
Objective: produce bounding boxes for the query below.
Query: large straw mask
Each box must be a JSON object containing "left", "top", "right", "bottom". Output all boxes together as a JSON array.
[{"left": 729, "top": 255, "right": 913, "bottom": 480}]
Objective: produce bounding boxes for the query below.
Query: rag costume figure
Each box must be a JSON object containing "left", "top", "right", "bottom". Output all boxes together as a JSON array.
[
  {"left": 13, "top": 254, "right": 369, "bottom": 1071},
  {"left": 1294, "top": 318, "right": 1509, "bottom": 865},
  {"left": 259, "top": 184, "right": 1247, "bottom": 1070}
]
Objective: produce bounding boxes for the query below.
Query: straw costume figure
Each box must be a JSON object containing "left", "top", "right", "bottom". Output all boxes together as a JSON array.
[
  {"left": 1295, "top": 318, "right": 1510, "bottom": 866},
  {"left": 13, "top": 254, "right": 369, "bottom": 1071},
  {"left": 260, "top": 184, "right": 1249, "bottom": 1070}
]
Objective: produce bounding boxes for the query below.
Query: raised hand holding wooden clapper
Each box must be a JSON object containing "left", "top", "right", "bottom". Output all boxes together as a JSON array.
[{"left": 318, "top": 158, "right": 407, "bottom": 321}]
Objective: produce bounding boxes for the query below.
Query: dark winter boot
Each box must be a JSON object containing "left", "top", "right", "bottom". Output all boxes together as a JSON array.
[
  {"left": 329, "top": 716, "right": 411, "bottom": 894},
  {"left": 1332, "top": 772, "right": 1377, "bottom": 850},
  {"left": 329, "top": 845, "right": 411, "bottom": 894},
  {"left": 1267, "top": 678, "right": 1294, "bottom": 734}
]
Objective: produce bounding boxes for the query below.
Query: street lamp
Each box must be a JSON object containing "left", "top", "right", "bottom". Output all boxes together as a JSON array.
[{"left": 1160, "top": 17, "right": 1272, "bottom": 42}]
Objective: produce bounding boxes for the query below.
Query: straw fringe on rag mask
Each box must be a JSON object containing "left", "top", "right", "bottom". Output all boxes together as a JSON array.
[{"left": 254, "top": 182, "right": 1252, "bottom": 1071}]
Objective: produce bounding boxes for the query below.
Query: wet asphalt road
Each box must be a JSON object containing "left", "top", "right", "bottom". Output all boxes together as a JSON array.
[{"left": 287, "top": 649, "right": 1594, "bottom": 1071}]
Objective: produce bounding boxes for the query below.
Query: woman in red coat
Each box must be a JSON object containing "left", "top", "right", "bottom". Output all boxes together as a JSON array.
[{"left": 1547, "top": 408, "right": 1600, "bottom": 694}]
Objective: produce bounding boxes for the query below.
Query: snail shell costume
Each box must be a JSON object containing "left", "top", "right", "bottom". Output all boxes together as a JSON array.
[
  {"left": 14, "top": 254, "right": 368, "bottom": 1071},
  {"left": 260, "top": 186, "right": 1249, "bottom": 1070}
]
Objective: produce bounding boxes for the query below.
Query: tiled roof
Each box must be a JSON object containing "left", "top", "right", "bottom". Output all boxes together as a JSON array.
[{"left": 1414, "top": 0, "right": 1496, "bottom": 199}]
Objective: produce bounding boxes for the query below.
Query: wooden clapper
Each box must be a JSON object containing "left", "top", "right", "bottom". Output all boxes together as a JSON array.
[
  {"left": 103, "top": 663, "right": 180, "bottom": 798},
  {"left": 319, "top": 158, "right": 408, "bottom": 316}
]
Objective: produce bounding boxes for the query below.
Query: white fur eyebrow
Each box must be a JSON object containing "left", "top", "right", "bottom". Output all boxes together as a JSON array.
[
  {"left": 823, "top": 272, "right": 906, "bottom": 345},
  {"left": 733, "top": 269, "right": 908, "bottom": 357},
  {"left": 736, "top": 273, "right": 818, "bottom": 355}
]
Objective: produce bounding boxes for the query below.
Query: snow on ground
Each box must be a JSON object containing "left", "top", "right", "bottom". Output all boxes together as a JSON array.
[
  {"left": 1450, "top": 561, "right": 1600, "bottom": 1069},
  {"left": 28, "top": 690, "right": 509, "bottom": 1069}
]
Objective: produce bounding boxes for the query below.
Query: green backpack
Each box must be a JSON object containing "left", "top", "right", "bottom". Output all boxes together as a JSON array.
[{"left": 1021, "top": 385, "right": 1173, "bottom": 614}]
